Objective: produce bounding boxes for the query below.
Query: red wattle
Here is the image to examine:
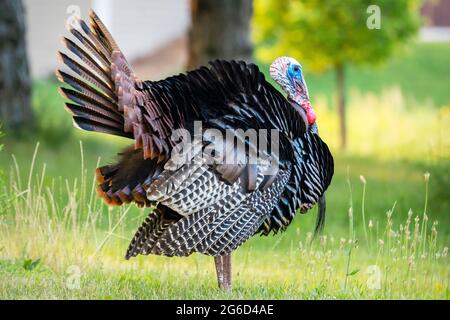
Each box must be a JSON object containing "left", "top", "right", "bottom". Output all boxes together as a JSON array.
[
  {"left": 306, "top": 108, "right": 316, "bottom": 125},
  {"left": 301, "top": 102, "right": 316, "bottom": 125}
]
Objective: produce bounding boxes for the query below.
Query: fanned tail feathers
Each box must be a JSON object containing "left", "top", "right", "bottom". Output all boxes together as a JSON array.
[{"left": 57, "top": 10, "right": 149, "bottom": 145}]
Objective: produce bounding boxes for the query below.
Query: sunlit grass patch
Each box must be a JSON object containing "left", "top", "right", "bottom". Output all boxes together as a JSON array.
[{"left": 315, "top": 87, "right": 450, "bottom": 161}]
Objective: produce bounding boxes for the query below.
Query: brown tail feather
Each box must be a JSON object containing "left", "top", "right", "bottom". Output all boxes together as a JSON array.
[
  {"left": 95, "top": 147, "right": 164, "bottom": 207},
  {"left": 79, "top": 16, "right": 112, "bottom": 58},
  {"left": 72, "top": 116, "right": 129, "bottom": 138},
  {"left": 56, "top": 71, "right": 120, "bottom": 119},
  {"left": 58, "top": 87, "right": 127, "bottom": 135},
  {"left": 69, "top": 26, "right": 110, "bottom": 67},
  {"left": 57, "top": 51, "right": 114, "bottom": 97},
  {"left": 57, "top": 10, "right": 139, "bottom": 140},
  {"left": 89, "top": 10, "right": 120, "bottom": 52},
  {"left": 61, "top": 37, "right": 111, "bottom": 81}
]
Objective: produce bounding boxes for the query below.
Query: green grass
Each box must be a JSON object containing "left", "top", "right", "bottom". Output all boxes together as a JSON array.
[
  {"left": 0, "top": 42, "right": 449, "bottom": 300},
  {"left": 0, "top": 147, "right": 448, "bottom": 299},
  {"left": 0, "top": 151, "right": 450, "bottom": 299},
  {"left": 0, "top": 136, "right": 448, "bottom": 299},
  {"left": 0, "top": 249, "right": 448, "bottom": 299}
]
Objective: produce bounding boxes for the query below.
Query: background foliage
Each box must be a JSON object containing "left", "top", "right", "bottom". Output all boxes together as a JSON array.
[{"left": 254, "top": 0, "right": 421, "bottom": 71}]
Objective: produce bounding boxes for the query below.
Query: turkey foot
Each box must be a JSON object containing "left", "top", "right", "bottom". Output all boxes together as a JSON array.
[{"left": 214, "top": 254, "right": 232, "bottom": 290}]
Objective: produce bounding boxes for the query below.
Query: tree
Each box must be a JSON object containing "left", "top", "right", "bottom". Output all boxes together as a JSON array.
[
  {"left": 0, "top": 0, "right": 32, "bottom": 132},
  {"left": 188, "top": 0, "right": 253, "bottom": 69},
  {"left": 253, "top": 0, "right": 421, "bottom": 150}
]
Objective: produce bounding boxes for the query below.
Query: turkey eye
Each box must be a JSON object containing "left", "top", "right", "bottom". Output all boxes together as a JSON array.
[{"left": 293, "top": 65, "right": 300, "bottom": 72}]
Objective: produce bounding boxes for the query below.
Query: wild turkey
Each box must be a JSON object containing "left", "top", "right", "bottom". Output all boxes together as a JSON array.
[{"left": 57, "top": 10, "right": 334, "bottom": 290}]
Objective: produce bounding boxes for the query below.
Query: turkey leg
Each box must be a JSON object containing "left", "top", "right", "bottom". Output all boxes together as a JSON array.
[{"left": 214, "top": 254, "right": 232, "bottom": 290}]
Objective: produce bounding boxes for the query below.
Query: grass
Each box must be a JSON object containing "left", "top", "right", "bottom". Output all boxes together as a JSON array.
[
  {"left": 0, "top": 135, "right": 448, "bottom": 299},
  {"left": 0, "top": 145, "right": 448, "bottom": 299},
  {"left": 0, "top": 42, "right": 449, "bottom": 299}
]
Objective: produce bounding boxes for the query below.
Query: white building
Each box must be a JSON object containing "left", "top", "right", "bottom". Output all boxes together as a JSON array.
[{"left": 24, "top": 0, "right": 191, "bottom": 79}]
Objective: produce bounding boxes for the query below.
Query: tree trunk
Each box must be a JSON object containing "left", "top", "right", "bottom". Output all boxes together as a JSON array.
[
  {"left": 336, "top": 63, "right": 346, "bottom": 150},
  {"left": 0, "top": 0, "right": 32, "bottom": 132},
  {"left": 188, "top": 0, "right": 253, "bottom": 69}
]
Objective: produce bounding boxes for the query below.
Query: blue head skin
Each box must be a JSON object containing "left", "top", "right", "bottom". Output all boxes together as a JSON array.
[
  {"left": 287, "top": 62, "right": 309, "bottom": 99},
  {"left": 270, "top": 57, "right": 318, "bottom": 133}
]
